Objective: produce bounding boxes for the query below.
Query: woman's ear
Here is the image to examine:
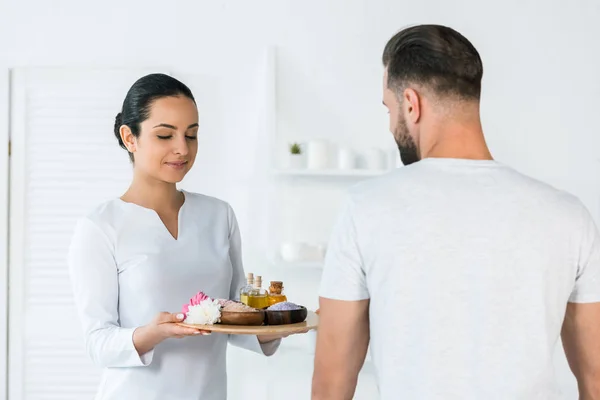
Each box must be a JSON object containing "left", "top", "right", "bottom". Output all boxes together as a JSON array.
[{"left": 120, "top": 125, "right": 137, "bottom": 153}]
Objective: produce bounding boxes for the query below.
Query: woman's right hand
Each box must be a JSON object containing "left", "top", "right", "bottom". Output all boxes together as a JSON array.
[
  {"left": 133, "top": 312, "right": 211, "bottom": 356},
  {"left": 151, "top": 312, "right": 211, "bottom": 339}
]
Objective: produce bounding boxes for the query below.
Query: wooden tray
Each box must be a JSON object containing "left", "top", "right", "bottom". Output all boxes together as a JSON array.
[{"left": 177, "top": 310, "right": 319, "bottom": 335}]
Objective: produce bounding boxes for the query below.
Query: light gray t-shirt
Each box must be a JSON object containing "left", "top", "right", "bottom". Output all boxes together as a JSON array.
[{"left": 319, "top": 158, "right": 600, "bottom": 400}]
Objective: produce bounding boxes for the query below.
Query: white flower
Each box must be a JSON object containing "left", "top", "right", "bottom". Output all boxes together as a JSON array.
[{"left": 184, "top": 299, "right": 222, "bottom": 325}]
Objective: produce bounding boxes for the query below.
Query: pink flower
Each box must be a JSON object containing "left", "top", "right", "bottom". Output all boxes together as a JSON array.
[{"left": 182, "top": 291, "right": 211, "bottom": 314}]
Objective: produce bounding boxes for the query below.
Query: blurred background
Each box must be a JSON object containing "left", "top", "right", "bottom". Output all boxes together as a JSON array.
[{"left": 0, "top": 0, "right": 599, "bottom": 398}]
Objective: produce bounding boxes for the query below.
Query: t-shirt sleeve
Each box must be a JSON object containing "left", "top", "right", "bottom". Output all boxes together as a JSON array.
[
  {"left": 569, "top": 202, "right": 600, "bottom": 303},
  {"left": 319, "top": 195, "right": 369, "bottom": 301}
]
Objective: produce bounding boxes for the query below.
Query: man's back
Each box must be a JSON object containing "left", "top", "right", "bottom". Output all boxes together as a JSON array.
[{"left": 319, "top": 158, "right": 600, "bottom": 399}]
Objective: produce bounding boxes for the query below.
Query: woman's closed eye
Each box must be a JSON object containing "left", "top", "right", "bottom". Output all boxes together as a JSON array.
[{"left": 157, "top": 135, "right": 197, "bottom": 140}]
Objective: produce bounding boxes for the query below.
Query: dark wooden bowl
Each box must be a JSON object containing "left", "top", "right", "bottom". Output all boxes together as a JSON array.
[
  {"left": 220, "top": 310, "right": 265, "bottom": 326},
  {"left": 265, "top": 306, "right": 308, "bottom": 325}
]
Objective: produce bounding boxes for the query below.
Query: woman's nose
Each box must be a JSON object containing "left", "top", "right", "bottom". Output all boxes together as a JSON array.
[{"left": 173, "top": 136, "right": 189, "bottom": 156}]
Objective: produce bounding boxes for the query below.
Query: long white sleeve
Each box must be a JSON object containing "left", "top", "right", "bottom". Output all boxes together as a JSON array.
[
  {"left": 226, "top": 205, "right": 280, "bottom": 356},
  {"left": 68, "top": 217, "right": 154, "bottom": 368}
]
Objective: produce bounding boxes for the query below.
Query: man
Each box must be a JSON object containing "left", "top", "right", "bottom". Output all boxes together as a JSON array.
[{"left": 312, "top": 24, "right": 600, "bottom": 399}]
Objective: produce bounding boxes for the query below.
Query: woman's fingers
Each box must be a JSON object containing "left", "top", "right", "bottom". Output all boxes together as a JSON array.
[
  {"left": 152, "top": 311, "right": 214, "bottom": 338},
  {"left": 172, "top": 326, "right": 201, "bottom": 336},
  {"left": 171, "top": 313, "right": 186, "bottom": 323},
  {"left": 154, "top": 311, "right": 185, "bottom": 324},
  {"left": 170, "top": 325, "right": 211, "bottom": 337}
]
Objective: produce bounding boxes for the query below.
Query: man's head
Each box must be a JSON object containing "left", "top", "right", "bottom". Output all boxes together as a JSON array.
[{"left": 382, "top": 25, "right": 483, "bottom": 165}]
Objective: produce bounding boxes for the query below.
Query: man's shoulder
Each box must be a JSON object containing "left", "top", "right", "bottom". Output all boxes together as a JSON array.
[
  {"left": 346, "top": 164, "right": 424, "bottom": 202},
  {"left": 499, "top": 167, "right": 584, "bottom": 212},
  {"left": 346, "top": 161, "right": 584, "bottom": 216}
]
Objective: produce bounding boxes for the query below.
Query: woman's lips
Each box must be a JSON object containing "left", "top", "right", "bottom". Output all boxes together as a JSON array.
[{"left": 166, "top": 161, "right": 187, "bottom": 170}]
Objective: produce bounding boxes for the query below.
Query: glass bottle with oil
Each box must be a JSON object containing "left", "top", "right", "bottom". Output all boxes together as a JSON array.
[
  {"left": 267, "top": 281, "right": 287, "bottom": 306},
  {"left": 246, "top": 276, "right": 269, "bottom": 309},
  {"left": 239, "top": 272, "right": 254, "bottom": 305}
]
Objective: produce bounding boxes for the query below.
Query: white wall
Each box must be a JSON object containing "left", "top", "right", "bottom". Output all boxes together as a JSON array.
[
  {"left": 3, "top": 0, "right": 597, "bottom": 216},
  {"left": 1, "top": 0, "right": 599, "bottom": 399}
]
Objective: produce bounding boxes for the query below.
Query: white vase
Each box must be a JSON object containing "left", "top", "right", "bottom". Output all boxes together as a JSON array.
[
  {"left": 338, "top": 148, "right": 355, "bottom": 170},
  {"left": 288, "top": 154, "right": 305, "bottom": 169},
  {"left": 307, "top": 139, "right": 329, "bottom": 169}
]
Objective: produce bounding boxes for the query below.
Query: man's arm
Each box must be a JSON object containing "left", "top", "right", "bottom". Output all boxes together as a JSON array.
[
  {"left": 563, "top": 202, "right": 600, "bottom": 399},
  {"left": 562, "top": 302, "right": 600, "bottom": 400},
  {"left": 312, "top": 297, "right": 370, "bottom": 400}
]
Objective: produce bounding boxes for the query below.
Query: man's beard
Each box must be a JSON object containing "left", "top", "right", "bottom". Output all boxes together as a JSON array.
[{"left": 394, "top": 116, "right": 420, "bottom": 166}]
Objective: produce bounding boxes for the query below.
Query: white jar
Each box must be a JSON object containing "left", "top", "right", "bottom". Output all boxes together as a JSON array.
[
  {"left": 315, "top": 243, "right": 327, "bottom": 260},
  {"left": 280, "top": 242, "right": 308, "bottom": 262},
  {"left": 337, "top": 148, "right": 355, "bottom": 170},
  {"left": 307, "top": 140, "right": 329, "bottom": 169},
  {"left": 365, "top": 148, "right": 386, "bottom": 170}
]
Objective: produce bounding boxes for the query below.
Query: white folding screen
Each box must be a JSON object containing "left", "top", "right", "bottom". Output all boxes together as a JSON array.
[{"left": 1, "top": 68, "right": 10, "bottom": 400}]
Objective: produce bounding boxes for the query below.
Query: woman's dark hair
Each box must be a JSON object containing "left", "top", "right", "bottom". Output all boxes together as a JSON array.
[
  {"left": 382, "top": 24, "right": 483, "bottom": 100},
  {"left": 114, "top": 73, "right": 196, "bottom": 161}
]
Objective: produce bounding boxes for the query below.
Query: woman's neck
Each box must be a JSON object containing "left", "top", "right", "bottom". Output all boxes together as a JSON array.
[{"left": 121, "top": 172, "right": 184, "bottom": 212}]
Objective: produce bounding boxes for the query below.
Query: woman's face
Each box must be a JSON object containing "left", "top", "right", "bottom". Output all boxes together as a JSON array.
[{"left": 122, "top": 96, "right": 199, "bottom": 183}]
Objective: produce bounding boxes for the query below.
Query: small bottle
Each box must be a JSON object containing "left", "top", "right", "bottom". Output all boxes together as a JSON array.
[
  {"left": 268, "top": 281, "right": 287, "bottom": 306},
  {"left": 247, "top": 276, "right": 269, "bottom": 309},
  {"left": 239, "top": 272, "right": 254, "bottom": 305}
]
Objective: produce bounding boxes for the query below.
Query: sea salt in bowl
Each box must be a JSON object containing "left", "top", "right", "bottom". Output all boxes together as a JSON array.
[
  {"left": 220, "top": 302, "right": 264, "bottom": 326},
  {"left": 265, "top": 303, "right": 307, "bottom": 325}
]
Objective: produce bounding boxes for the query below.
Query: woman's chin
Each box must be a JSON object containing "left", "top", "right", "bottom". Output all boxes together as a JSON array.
[{"left": 155, "top": 171, "right": 188, "bottom": 184}]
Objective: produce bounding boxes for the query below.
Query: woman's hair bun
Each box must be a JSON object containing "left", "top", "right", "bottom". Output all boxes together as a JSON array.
[{"left": 114, "top": 112, "right": 125, "bottom": 149}]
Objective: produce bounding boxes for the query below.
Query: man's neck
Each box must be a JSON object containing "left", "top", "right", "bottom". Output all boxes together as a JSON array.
[{"left": 420, "top": 114, "right": 492, "bottom": 161}]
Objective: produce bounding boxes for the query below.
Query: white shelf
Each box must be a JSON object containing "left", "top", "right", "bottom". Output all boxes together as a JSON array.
[{"left": 273, "top": 168, "right": 389, "bottom": 178}]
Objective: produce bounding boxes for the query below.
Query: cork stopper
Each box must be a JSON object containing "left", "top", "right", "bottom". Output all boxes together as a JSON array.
[
  {"left": 254, "top": 275, "right": 263, "bottom": 288},
  {"left": 246, "top": 272, "right": 254, "bottom": 285},
  {"left": 269, "top": 281, "right": 284, "bottom": 294}
]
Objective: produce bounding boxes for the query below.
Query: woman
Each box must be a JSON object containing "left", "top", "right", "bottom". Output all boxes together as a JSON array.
[{"left": 68, "top": 73, "right": 284, "bottom": 400}]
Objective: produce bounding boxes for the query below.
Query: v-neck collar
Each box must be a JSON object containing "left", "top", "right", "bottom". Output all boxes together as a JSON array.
[{"left": 117, "top": 190, "right": 187, "bottom": 241}]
